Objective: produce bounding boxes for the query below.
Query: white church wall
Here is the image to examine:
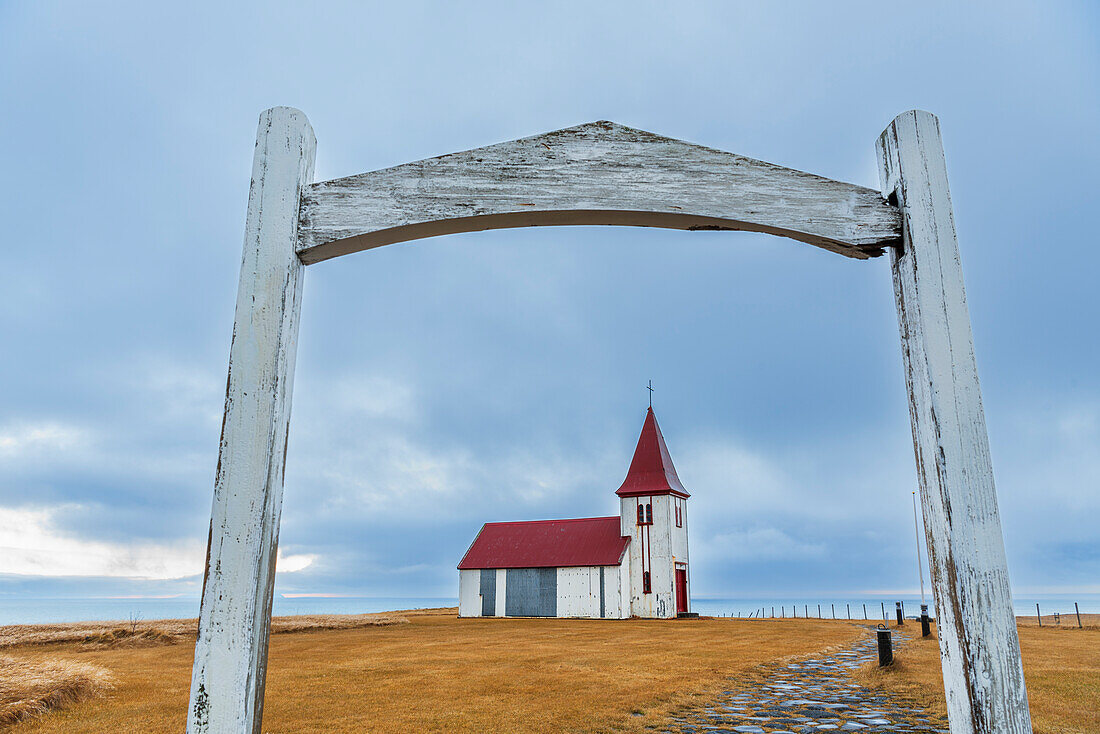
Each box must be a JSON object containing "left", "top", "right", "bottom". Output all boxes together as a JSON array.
[
  {"left": 670, "top": 496, "right": 689, "bottom": 562},
  {"left": 458, "top": 568, "right": 481, "bottom": 617},
  {"left": 671, "top": 496, "right": 690, "bottom": 613},
  {"left": 621, "top": 495, "right": 677, "bottom": 618},
  {"left": 557, "top": 566, "right": 600, "bottom": 618},
  {"left": 494, "top": 568, "right": 507, "bottom": 617},
  {"left": 605, "top": 564, "right": 625, "bottom": 619},
  {"left": 650, "top": 495, "right": 676, "bottom": 618}
]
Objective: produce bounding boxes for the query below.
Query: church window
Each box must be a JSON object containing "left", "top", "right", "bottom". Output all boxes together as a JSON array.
[
  {"left": 642, "top": 571, "right": 651, "bottom": 593},
  {"left": 645, "top": 503, "right": 653, "bottom": 524},
  {"left": 675, "top": 503, "right": 682, "bottom": 527},
  {"left": 637, "top": 504, "right": 645, "bottom": 525}
]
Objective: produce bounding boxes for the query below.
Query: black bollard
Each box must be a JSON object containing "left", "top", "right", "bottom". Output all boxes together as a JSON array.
[
  {"left": 920, "top": 603, "right": 931, "bottom": 637},
  {"left": 896, "top": 601, "right": 904, "bottom": 626},
  {"left": 877, "top": 624, "right": 893, "bottom": 666}
]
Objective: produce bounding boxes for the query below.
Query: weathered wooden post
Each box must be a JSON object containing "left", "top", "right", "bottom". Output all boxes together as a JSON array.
[
  {"left": 877, "top": 110, "right": 1031, "bottom": 734},
  {"left": 187, "top": 107, "right": 316, "bottom": 734}
]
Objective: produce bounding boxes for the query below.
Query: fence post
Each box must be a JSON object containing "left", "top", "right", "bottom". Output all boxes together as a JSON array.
[
  {"left": 878, "top": 110, "right": 1030, "bottom": 733},
  {"left": 187, "top": 107, "right": 316, "bottom": 734}
]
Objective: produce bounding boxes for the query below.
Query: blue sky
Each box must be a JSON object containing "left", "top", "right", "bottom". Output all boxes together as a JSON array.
[{"left": 0, "top": 1, "right": 1097, "bottom": 603}]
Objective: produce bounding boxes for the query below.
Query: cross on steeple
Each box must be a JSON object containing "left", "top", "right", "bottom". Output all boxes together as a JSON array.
[{"left": 647, "top": 380, "right": 654, "bottom": 408}]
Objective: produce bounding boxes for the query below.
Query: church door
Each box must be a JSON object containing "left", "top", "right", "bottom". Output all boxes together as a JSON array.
[{"left": 675, "top": 568, "right": 688, "bottom": 615}]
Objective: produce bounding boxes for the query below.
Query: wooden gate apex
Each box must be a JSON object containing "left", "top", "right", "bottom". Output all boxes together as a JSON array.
[
  {"left": 297, "top": 121, "right": 901, "bottom": 263},
  {"left": 187, "top": 108, "right": 1031, "bottom": 734}
]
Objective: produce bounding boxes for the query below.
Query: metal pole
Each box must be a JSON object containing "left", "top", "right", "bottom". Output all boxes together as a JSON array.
[
  {"left": 882, "top": 601, "right": 886, "bottom": 620},
  {"left": 877, "top": 625, "right": 894, "bottom": 666}
]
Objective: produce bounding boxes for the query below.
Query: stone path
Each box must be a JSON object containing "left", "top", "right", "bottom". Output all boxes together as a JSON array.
[{"left": 666, "top": 629, "right": 949, "bottom": 733}]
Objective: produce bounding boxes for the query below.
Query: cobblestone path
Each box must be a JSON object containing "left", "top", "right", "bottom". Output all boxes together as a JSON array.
[{"left": 667, "top": 629, "right": 949, "bottom": 733}]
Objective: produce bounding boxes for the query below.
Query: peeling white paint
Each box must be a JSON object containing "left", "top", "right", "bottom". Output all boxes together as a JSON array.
[
  {"left": 297, "top": 121, "right": 901, "bottom": 264},
  {"left": 878, "top": 110, "right": 1030, "bottom": 734},
  {"left": 187, "top": 107, "right": 316, "bottom": 734}
]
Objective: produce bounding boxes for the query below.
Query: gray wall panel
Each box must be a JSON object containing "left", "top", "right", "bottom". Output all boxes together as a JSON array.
[
  {"left": 505, "top": 568, "right": 557, "bottom": 617},
  {"left": 480, "top": 568, "right": 496, "bottom": 617}
]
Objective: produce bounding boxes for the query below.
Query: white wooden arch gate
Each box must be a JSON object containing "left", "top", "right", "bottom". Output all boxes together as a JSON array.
[{"left": 187, "top": 108, "right": 1031, "bottom": 734}]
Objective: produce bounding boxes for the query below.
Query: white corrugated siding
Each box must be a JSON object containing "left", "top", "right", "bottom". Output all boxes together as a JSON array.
[{"left": 458, "top": 568, "right": 481, "bottom": 617}]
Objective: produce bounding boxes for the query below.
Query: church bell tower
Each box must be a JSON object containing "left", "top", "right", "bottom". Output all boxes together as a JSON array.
[{"left": 616, "top": 407, "right": 691, "bottom": 618}]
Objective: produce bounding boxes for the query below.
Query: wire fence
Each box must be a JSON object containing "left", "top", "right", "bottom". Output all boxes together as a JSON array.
[{"left": 718, "top": 600, "right": 1089, "bottom": 629}]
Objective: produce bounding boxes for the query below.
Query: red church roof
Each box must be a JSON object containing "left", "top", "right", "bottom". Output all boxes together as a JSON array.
[
  {"left": 615, "top": 407, "right": 690, "bottom": 499},
  {"left": 457, "top": 517, "right": 629, "bottom": 570}
]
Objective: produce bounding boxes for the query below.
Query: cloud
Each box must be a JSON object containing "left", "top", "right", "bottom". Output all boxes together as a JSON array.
[
  {"left": 0, "top": 1, "right": 1097, "bottom": 604},
  {"left": 700, "top": 527, "right": 826, "bottom": 563},
  {"left": 0, "top": 505, "right": 313, "bottom": 579},
  {"left": 0, "top": 422, "right": 89, "bottom": 460}
]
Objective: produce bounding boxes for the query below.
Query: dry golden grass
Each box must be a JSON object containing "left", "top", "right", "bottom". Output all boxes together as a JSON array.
[
  {"left": 79, "top": 628, "right": 178, "bottom": 651},
  {"left": 7, "top": 612, "right": 1096, "bottom": 733},
  {"left": 1017, "top": 612, "right": 1100, "bottom": 630},
  {"left": 4, "top": 612, "right": 862, "bottom": 734},
  {"left": 0, "top": 610, "right": 411, "bottom": 650},
  {"left": 854, "top": 622, "right": 1100, "bottom": 734},
  {"left": 0, "top": 654, "right": 113, "bottom": 728}
]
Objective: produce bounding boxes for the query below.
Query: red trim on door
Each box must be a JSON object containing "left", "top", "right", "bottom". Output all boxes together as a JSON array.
[{"left": 675, "top": 568, "right": 688, "bottom": 614}]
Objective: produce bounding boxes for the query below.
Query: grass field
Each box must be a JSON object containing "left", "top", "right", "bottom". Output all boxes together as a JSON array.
[
  {"left": 855, "top": 617, "right": 1100, "bottom": 734},
  {"left": 3, "top": 611, "right": 862, "bottom": 733},
  {"left": 2, "top": 611, "right": 1097, "bottom": 732}
]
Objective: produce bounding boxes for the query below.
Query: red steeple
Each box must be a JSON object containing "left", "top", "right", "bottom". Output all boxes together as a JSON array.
[{"left": 615, "top": 407, "right": 689, "bottom": 498}]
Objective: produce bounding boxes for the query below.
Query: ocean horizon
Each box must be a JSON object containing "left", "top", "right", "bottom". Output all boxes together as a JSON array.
[{"left": 2, "top": 593, "right": 1097, "bottom": 626}]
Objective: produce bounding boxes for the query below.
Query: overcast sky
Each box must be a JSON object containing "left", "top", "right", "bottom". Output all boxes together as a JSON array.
[{"left": 1, "top": 1, "right": 1097, "bottom": 603}]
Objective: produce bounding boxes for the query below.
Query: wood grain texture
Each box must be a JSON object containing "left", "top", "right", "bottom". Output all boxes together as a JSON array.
[
  {"left": 878, "top": 110, "right": 1031, "bottom": 734},
  {"left": 297, "top": 121, "right": 900, "bottom": 264},
  {"left": 187, "top": 107, "right": 316, "bottom": 734}
]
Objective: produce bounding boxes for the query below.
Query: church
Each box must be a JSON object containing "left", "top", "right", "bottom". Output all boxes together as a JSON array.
[{"left": 457, "top": 407, "right": 691, "bottom": 619}]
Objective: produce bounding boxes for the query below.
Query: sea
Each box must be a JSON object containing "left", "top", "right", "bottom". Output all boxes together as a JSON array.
[{"left": 2, "top": 593, "right": 1097, "bottom": 626}]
